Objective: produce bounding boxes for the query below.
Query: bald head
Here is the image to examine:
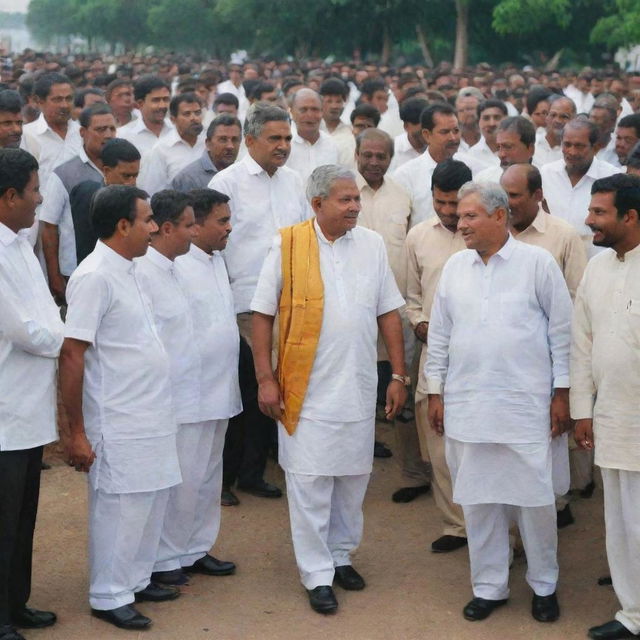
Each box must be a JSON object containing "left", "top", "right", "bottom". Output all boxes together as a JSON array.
[
  {"left": 290, "top": 88, "right": 322, "bottom": 142},
  {"left": 355, "top": 127, "right": 393, "bottom": 156},
  {"left": 500, "top": 163, "right": 542, "bottom": 232}
]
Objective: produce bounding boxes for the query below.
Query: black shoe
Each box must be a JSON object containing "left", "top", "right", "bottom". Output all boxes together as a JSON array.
[
  {"left": 151, "top": 568, "right": 189, "bottom": 586},
  {"left": 91, "top": 604, "right": 152, "bottom": 630},
  {"left": 431, "top": 535, "right": 468, "bottom": 553},
  {"left": 392, "top": 484, "right": 430, "bottom": 503},
  {"left": 463, "top": 597, "right": 508, "bottom": 621},
  {"left": 221, "top": 487, "right": 240, "bottom": 506},
  {"left": 557, "top": 504, "right": 575, "bottom": 529},
  {"left": 237, "top": 480, "right": 282, "bottom": 498},
  {"left": 0, "top": 624, "right": 25, "bottom": 640},
  {"left": 374, "top": 441, "right": 392, "bottom": 458},
  {"left": 11, "top": 607, "right": 56, "bottom": 629},
  {"left": 588, "top": 620, "right": 637, "bottom": 639},
  {"left": 134, "top": 582, "right": 180, "bottom": 602},
  {"left": 40, "top": 461, "right": 51, "bottom": 470},
  {"left": 581, "top": 481, "right": 596, "bottom": 498},
  {"left": 598, "top": 575, "right": 613, "bottom": 586},
  {"left": 184, "top": 554, "right": 236, "bottom": 576},
  {"left": 532, "top": 592, "right": 560, "bottom": 622},
  {"left": 307, "top": 585, "right": 338, "bottom": 614},
  {"left": 334, "top": 565, "right": 365, "bottom": 590}
]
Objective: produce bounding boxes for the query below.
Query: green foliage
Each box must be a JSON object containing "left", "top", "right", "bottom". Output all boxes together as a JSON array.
[
  {"left": 493, "top": 0, "right": 572, "bottom": 35},
  {"left": 591, "top": 0, "right": 640, "bottom": 48}
]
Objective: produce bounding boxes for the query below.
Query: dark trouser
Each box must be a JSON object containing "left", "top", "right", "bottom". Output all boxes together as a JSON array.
[
  {"left": 223, "top": 336, "right": 276, "bottom": 488},
  {"left": 0, "top": 445, "right": 43, "bottom": 625}
]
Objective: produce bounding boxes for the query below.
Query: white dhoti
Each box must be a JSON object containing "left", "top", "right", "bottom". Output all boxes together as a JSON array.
[
  {"left": 601, "top": 467, "right": 640, "bottom": 635},
  {"left": 89, "top": 486, "right": 170, "bottom": 610},
  {"left": 155, "top": 419, "right": 228, "bottom": 572},
  {"left": 446, "top": 437, "right": 559, "bottom": 600},
  {"left": 285, "top": 471, "right": 370, "bottom": 590}
]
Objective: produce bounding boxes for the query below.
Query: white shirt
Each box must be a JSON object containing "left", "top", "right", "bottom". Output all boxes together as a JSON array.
[
  {"left": 540, "top": 157, "right": 621, "bottom": 257},
  {"left": 21, "top": 113, "right": 82, "bottom": 189},
  {"left": 564, "top": 86, "right": 595, "bottom": 114},
  {"left": 38, "top": 147, "right": 102, "bottom": 276},
  {"left": 379, "top": 107, "right": 404, "bottom": 138},
  {"left": 285, "top": 130, "right": 339, "bottom": 184},
  {"left": 321, "top": 120, "right": 355, "bottom": 168},
  {"left": 0, "top": 223, "right": 63, "bottom": 451},
  {"left": 533, "top": 129, "right": 562, "bottom": 168},
  {"left": 117, "top": 116, "right": 174, "bottom": 157},
  {"left": 475, "top": 164, "right": 503, "bottom": 183},
  {"left": 251, "top": 222, "right": 404, "bottom": 474},
  {"left": 216, "top": 79, "right": 249, "bottom": 120},
  {"left": 209, "top": 154, "right": 310, "bottom": 312},
  {"left": 426, "top": 235, "right": 572, "bottom": 444},
  {"left": 138, "top": 129, "right": 206, "bottom": 197},
  {"left": 570, "top": 245, "right": 640, "bottom": 472},
  {"left": 389, "top": 132, "right": 422, "bottom": 173},
  {"left": 65, "top": 241, "right": 181, "bottom": 493},
  {"left": 467, "top": 136, "right": 500, "bottom": 171},
  {"left": 596, "top": 137, "right": 621, "bottom": 168}
]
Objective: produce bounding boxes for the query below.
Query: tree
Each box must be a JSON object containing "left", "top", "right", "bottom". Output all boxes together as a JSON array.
[{"left": 590, "top": 0, "right": 640, "bottom": 49}]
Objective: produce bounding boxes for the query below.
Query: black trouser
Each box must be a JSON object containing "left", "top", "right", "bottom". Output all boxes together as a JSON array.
[
  {"left": 0, "top": 445, "right": 43, "bottom": 625},
  {"left": 223, "top": 336, "right": 276, "bottom": 488}
]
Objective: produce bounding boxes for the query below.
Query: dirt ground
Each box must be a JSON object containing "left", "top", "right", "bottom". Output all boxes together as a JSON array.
[{"left": 29, "top": 424, "right": 617, "bottom": 640}]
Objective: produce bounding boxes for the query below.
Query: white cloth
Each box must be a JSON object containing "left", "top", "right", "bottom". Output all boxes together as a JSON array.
[
  {"left": 597, "top": 137, "right": 622, "bottom": 168},
  {"left": 601, "top": 467, "right": 640, "bottom": 635},
  {"left": 533, "top": 130, "right": 562, "bottom": 168},
  {"left": 285, "top": 471, "right": 369, "bottom": 589},
  {"left": 570, "top": 245, "right": 640, "bottom": 472},
  {"left": 138, "top": 129, "right": 206, "bottom": 197},
  {"left": 475, "top": 164, "right": 503, "bottom": 183},
  {"left": 64, "top": 241, "right": 181, "bottom": 493},
  {"left": 155, "top": 419, "right": 228, "bottom": 572},
  {"left": 88, "top": 486, "right": 169, "bottom": 609},
  {"left": 540, "top": 157, "right": 621, "bottom": 257},
  {"left": 285, "top": 131, "right": 339, "bottom": 184},
  {"left": 216, "top": 79, "right": 249, "bottom": 120},
  {"left": 209, "top": 154, "right": 310, "bottom": 312},
  {"left": 461, "top": 500, "right": 558, "bottom": 600},
  {"left": 322, "top": 120, "right": 355, "bottom": 168},
  {"left": 38, "top": 148, "right": 102, "bottom": 276},
  {"left": 426, "top": 235, "right": 572, "bottom": 444},
  {"left": 379, "top": 107, "right": 404, "bottom": 138},
  {"left": 0, "top": 222, "right": 63, "bottom": 450},
  {"left": 467, "top": 136, "right": 500, "bottom": 171},
  {"left": 251, "top": 221, "right": 404, "bottom": 431},
  {"left": 117, "top": 117, "right": 174, "bottom": 157},
  {"left": 564, "top": 86, "right": 595, "bottom": 114},
  {"left": 388, "top": 133, "right": 421, "bottom": 173}
]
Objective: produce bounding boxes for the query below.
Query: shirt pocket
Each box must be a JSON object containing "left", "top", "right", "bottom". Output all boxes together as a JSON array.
[{"left": 500, "top": 292, "right": 530, "bottom": 324}]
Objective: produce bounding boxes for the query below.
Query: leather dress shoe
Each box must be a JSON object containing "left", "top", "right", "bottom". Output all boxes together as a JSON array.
[
  {"left": 431, "top": 535, "right": 468, "bottom": 553},
  {"left": 557, "top": 504, "right": 575, "bottom": 529},
  {"left": 184, "top": 554, "right": 236, "bottom": 576},
  {"left": 237, "top": 480, "right": 282, "bottom": 498},
  {"left": 581, "top": 480, "right": 596, "bottom": 499},
  {"left": 0, "top": 624, "right": 25, "bottom": 640},
  {"left": 11, "top": 607, "right": 56, "bottom": 629},
  {"left": 463, "top": 597, "right": 508, "bottom": 621},
  {"left": 307, "top": 585, "right": 338, "bottom": 614},
  {"left": 598, "top": 575, "right": 613, "bottom": 586},
  {"left": 334, "top": 565, "right": 365, "bottom": 590},
  {"left": 151, "top": 568, "right": 189, "bottom": 586},
  {"left": 588, "top": 620, "right": 638, "bottom": 639},
  {"left": 532, "top": 592, "right": 560, "bottom": 622},
  {"left": 392, "top": 484, "right": 430, "bottom": 503},
  {"left": 374, "top": 440, "right": 392, "bottom": 458},
  {"left": 91, "top": 604, "right": 152, "bottom": 630},
  {"left": 221, "top": 487, "right": 240, "bottom": 506},
  {"left": 134, "top": 582, "right": 180, "bottom": 602}
]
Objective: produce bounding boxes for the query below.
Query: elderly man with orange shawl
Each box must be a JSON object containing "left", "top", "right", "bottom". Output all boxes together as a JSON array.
[{"left": 251, "top": 164, "right": 408, "bottom": 615}]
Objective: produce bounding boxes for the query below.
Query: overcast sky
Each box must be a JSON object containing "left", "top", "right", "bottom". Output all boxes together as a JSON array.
[{"left": 1, "top": 0, "right": 29, "bottom": 12}]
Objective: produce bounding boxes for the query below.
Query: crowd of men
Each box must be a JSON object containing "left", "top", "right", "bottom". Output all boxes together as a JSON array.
[{"left": 0, "top": 50, "right": 640, "bottom": 640}]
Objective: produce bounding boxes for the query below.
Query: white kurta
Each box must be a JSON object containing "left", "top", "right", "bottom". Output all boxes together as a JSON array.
[
  {"left": 285, "top": 131, "right": 339, "bottom": 184},
  {"left": 426, "top": 235, "right": 572, "bottom": 505},
  {"left": 251, "top": 221, "right": 405, "bottom": 476},
  {"left": 117, "top": 117, "right": 174, "bottom": 157},
  {"left": 0, "top": 222, "right": 63, "bottom": 451}
]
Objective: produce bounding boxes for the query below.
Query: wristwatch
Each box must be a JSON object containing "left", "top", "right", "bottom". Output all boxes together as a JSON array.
[{"left": 391, "top": 373, "right": 411, "bottom": 386}]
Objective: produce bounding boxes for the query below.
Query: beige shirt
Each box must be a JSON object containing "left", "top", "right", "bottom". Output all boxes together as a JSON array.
[
  {"left": 570, "top": 245, "right": 640, "bottom": 472},
  {"left": 512, "top": 206, "right": 587, "bottom": 300},
  {"left": 405, "top": 216, "right": 466, "bottom": 397},
  {"left": 322, "top": 120, "right": 356, "bottom": 168}
]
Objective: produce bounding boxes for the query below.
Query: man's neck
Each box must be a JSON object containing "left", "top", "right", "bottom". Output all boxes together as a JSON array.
[
  {"left": 143, "top": 115, "right": 164, "bottom": 137},
  {"left": 594, "top": 135, "right": 611, "bottom": 154},
  {"left": 324, "top": 118, "right": 340, "bottom": 133},
  {"left": 299, "top": 130, "right": 320, "bottom": 145},
  {"left": 180, "top": 132, "right": 198, "bottom": 147},
  {"left": 115, "top": 111, "right": 132, "bottom": 127},
  {"left": 565, "top": 163, "right": 591, "bottom": 187},
  {"left": 149, "top": 241, "right": 176, "bottom": 262},
  {"left": 365, "top": 177, "right": 383, "bottom": 191},
  {"left": 485, "top": 137, "right": 498, "bottom": 153},
  {"left": 102, "top": 238, "right": 134, "bottom": 261},
  {"left": 546, "top": 129, "right": 560, "bottom": 148},
  {"left": 192, "top": 239, "right": 212, "bottom": 255},
  {"left": 510, "top": 210, "right": 538, "bottom": 234},
  {"left": 428, "top": 146, "right": 448, "bottom": 164},
  {"left": 84, "top": 145, "right": 103, "bottom": 170},
  {"left": 478, "top": 232, "right": 509, "bottom": 264},
  {"left": 47, "top": 117, "right": 68, "bottom": 139},
  {"left": 461, "top": 126, "right": 480, "bottom": 147},
  {"left": 614, "top": 236, "right": 640, "bottom": 260}
]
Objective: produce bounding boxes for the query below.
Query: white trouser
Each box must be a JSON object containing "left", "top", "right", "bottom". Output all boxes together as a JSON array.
[
  {"left": 463, "top": 502, "right": 558, "bottom": 600},
  {"left": 285, "top": 472, "right": 370, "bottom": 590},
  {"left": 89, "top": 486, "right": 169, "bottom": 610},
  {"left": 155, "top": 419, "right": 228, "bottom": 572},
  {"left": 601, "top": 467, "right": 640, "bottom": 635}
]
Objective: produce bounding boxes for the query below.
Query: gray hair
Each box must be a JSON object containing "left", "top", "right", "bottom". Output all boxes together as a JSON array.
[
  {"left": 457, "top": 87, "right": 484, "bottom": 102},
  {"left": 306, "top": 164, "right": 356, "bottom": 201},
  {"left": 244, "top": 102, "right": 290, "bottom": 138},
  {"left": 457, "top": 181, "right": 509, "bottom": 216},
  {"left": 290, "top": 87, "right": 321, "bottom": 110}
]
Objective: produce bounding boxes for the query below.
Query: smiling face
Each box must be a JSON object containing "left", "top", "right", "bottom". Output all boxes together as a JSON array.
[
  {"left": 291, "top": 91, "right": 322, "bottom": 141},
  {"left": 432, "top": 187, "right": 460, "bottom": 233},
  {"left": 496, "top": 129, "right": 533, "bottom": 168},
  {"left": 0, "top": 110, "right": 23, "bottom": 148},
  {"left": 457, "top": 192, "right": 507, "bottom": 256},
  {"left": 138, "top": 87, "right": 170, "bottom": 125},
  {"left": 356, "top": 137, "right": 391, "bottom": 187},
  {"left": 562, "top": 125, "right": 595, "bottom": 175},
  {"left": 39, "top": 82, "right": 73, "bottom": 127},
  {"left": 425, "top": 112, "right": 460, "bottom": 162},
  {"left": 312, "top": 178, "right": 361, "bottom": 241},
  {"left": 193, "top": 202, "right": 232, "bottom": 253},
  {"left": 479, "top": 107, "right": 505, "bottom": 145},
  {"left": 172, "top": 100, "right": 203, "bottom": 141},
  {"left": 586, "top": 190, "right": 629, "bottom": 248},
  {"left": 246, "top": 119, "right": 292, "bottom": 176}
]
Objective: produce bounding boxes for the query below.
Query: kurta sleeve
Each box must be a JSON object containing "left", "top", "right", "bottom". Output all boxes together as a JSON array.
[
  {"left": 38, "top": 172, "right": 69, "bottom": 226},
  {"left": 569, "top": 271, "right": 595, "bottom": 419},
  {"left": 404, "top": 231, "right": 428, "bottom": 329},
  {"left": 561, "top": 231, "right": 588, "bottom": 302},
  {"left": 250, "top": 234, "right": 283, "bottom": 317},
  {"left": 425, "top": 263, "right": 452, "bottom": 395},
  {"left": 64, "top": 271, "right": 111, "bottom": 344}
]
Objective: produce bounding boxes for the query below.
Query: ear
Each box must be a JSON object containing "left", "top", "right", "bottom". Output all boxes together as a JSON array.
[
  {"left": 159, "top": 220, "right": 173, "bottom": 236},
  {"left": 533, "top": 188, "right": 543, "bottom": 203},
  {"left": 116, "top": 217, "right": 131, "bottom": 237},
  {"left": 310, "top": 196, "right": 323, "bottom": 215},
  {"left": 3, "top": 186, "right": 18, "bottom": 206},
  {"left": 245, "top": 134, "right": 255, "bottom": 149},
  {"left": 626, "top": 208, "right": 639, "bottom": 224}
]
